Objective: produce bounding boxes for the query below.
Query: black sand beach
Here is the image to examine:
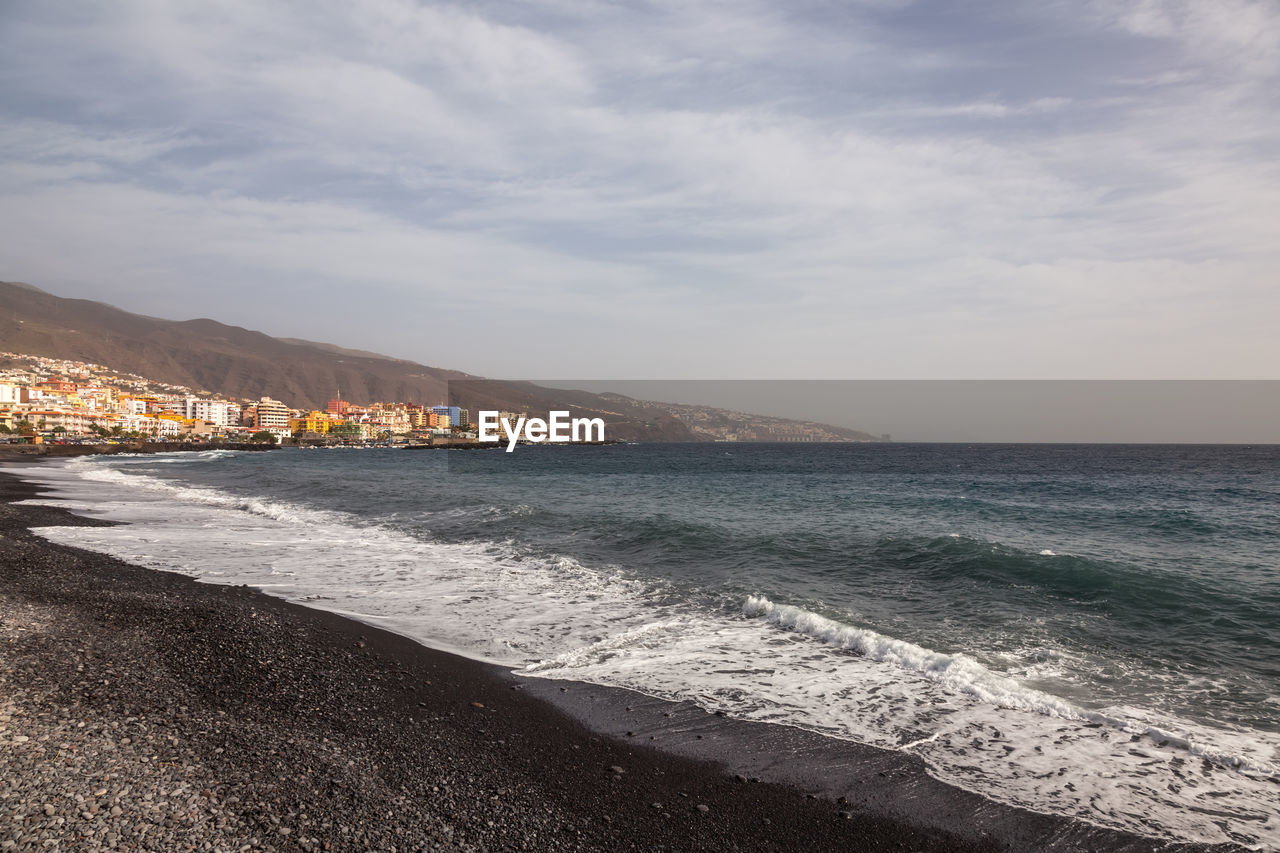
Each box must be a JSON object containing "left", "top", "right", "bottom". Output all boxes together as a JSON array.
[{"left": 0, "top": 465, "right": 1233, "bottom": 852}]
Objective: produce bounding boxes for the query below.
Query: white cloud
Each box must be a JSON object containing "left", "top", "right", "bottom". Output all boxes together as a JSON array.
[
  {"left": 0, "top": 0, "right": 1276, "bottom": 378},
  {"left": 1097, "top": 0, "right": 1280, "bottom": 76}
]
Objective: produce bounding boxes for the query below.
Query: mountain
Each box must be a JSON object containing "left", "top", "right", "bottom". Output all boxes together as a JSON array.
[
  {"left": 0, "top": 281, "right": 880, "bottom": 442},
  {"left": 0, "top": 281, "right": 704, "bottom": 440},
  {"left": 0, "top": 280, "right": 466, "bottom": 408}
]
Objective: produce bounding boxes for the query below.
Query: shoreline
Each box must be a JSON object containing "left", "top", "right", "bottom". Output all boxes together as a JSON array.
[
  {"left": 0, "top": 464, "right": 1229, "bottom": 851},
  {"left": 0, "top": 442, "right": 277, "bottom": 458}
]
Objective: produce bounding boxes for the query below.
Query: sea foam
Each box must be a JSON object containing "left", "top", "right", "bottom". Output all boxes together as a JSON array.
[
  {"left": 12, "top": 455, "right": 1280, "bottom": 850},
  {"left": 742, "top": 594, "right": 1085, "bottom": 718}
]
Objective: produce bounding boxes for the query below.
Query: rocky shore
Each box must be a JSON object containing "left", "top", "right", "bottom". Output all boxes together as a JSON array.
[{"left": 0, "top": 467, "right": 1222, "bottom": 852}]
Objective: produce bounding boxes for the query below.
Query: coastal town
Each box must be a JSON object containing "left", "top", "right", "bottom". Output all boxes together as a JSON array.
[
  {"left": 0, "top": 350, "right": 884, "bottom": 447},
  {"left": 0, "top": 351, "right": 494, "bottom": 445}
]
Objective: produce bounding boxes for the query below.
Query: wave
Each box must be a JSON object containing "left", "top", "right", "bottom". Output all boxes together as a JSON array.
[
  {"left": 82, "top": 448, "right": 243, "bottom": 464},
  {"left": 741, "top": 594, "right": 1277, "bottom": 780},
  {"left": 21, "top": 453, "right": 1280, "bottom": 848},
  {"left": 66, "top": 458, "right": 351, "bottom": 526},
  {"left": 34, "top": 456, "right": 673, "bottom": 667},
  {"left": 54, "top": 458, "right": 1280, "bottom": 776},
  {"left": 744, "top": 594, "right": 1086, "bottom": 717},
  {"left": 872, "top": 533, "right": 1232, "bottom": 615}
]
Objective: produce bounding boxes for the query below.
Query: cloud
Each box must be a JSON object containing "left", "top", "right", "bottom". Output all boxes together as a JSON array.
[
  {"left": 1094, "top": 0, "right": 1280, "bottom": 76},
  {"left": 0, "top": 0, "right": 1276, "bottom": 378}
]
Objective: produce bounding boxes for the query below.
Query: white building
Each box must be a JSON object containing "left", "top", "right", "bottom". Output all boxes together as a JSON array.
[
  {"left": 116, "top": 413, "right": 157, "bottom": 435},
  {"left": 252, "top": 397, "right": 290, "bottom": 432},
  {"left": 12, "top": 407, "right": 96, "bottom": 435},
  {"left": 119, "top": 414, "right": 181, "bottom": 437},
  {"left": 179, "top": 396, "right": 241, "bottom": 427}
]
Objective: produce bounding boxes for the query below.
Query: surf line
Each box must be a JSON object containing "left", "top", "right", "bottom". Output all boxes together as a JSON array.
[{"left": 477, "top": 411, "right": 606, "bottom": 452}]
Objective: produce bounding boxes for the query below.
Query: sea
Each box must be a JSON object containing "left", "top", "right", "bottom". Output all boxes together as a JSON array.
[{"left": 13, "top": 443, "right": 1280, "bottom": 849}]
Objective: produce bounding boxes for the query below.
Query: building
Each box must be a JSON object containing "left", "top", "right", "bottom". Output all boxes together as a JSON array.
[
  {"left": 289, "top": 410, "right": 335, "bottom": 436},
  {"left": 13, "top": 408, "right": 96, "bottom": 435},
  {"left": 253, "top": 397, "right": 291, "bottom": 432},
  {"left": 183, "top": 419, "right": 223, "bottom": 437},
  {"left": 368, "top": 406, "right": 412, "bottom": 435},
  {"left": 328, "top": 421, "right": 378, "bottom": 441},
  {"left": 116, "top": 413, "right": 181, "bottom": 437},
  {"left": 431, "top": 406, "right": 461, "bottom": 428},
  {"left": 178, "top": 396, "right": 240, "bottom": 427}
]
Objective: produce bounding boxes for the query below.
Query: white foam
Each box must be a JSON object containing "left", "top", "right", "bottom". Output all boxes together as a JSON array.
[
  {"left": 12, "top": 456, "right": 1280, "bottom": 850},
  {"left": 12, "top": 458, "right": 670, "bottom": 668},
  {"left": 742, "top": 595, "right": 1087, "bottom": 718},
  {"left": 533, "top": 597, "right": 1280, "bottom": 849}
]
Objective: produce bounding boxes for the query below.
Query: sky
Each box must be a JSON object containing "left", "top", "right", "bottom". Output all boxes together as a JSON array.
[
  {"left": 1, "top": 0, "right": 1277, "bottom": 380},
  {"left": 548, "top": 380, "right": 1280, "bottom": 442}
]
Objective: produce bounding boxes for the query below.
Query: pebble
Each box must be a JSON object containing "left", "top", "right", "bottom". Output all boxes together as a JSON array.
[{"left": 0, "top": 481, "right": 1003, "bottom": 853}]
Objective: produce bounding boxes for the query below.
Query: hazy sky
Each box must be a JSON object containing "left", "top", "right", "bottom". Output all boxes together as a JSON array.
[
  {"left": 548, "top": 380, "right": 1280, "bottom": 443},
  {"left": 1, "top": 1, "right": 1277, "bottom": 379}
]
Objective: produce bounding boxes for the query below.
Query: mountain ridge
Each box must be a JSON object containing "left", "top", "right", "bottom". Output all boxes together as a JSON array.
[
  {"left": 0, "top": 281, "right": 880, "bottom": 443},
  {"left": 1, "top": 280, "right": 471, "bottom": 407}
]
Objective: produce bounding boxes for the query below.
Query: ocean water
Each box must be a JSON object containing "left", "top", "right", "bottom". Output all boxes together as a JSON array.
[{"left": 14, "top": 443, "right": 1280, "bottom": 849}]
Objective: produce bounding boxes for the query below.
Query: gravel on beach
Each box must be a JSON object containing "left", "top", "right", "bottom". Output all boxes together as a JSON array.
[{"left": 1, "top": 468, "right": 1214, "bottom": 852}]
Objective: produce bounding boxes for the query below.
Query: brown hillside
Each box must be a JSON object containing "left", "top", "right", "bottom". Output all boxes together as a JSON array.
[
  {"left": 0, "top": 281, "right": 470, "bottom": 408},
  {"left": 0, "top": 281, "right": 696, "bottom": 441},
  {"left": 0, "top": 281, "right": 880, "bottom": 443}
]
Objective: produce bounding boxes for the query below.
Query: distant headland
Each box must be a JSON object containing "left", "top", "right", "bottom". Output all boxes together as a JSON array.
[{"left": 0, "top": 281, "right": 884, "bottom": 447}]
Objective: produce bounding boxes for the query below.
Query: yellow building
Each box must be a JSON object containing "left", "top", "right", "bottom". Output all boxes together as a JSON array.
[{"left": 289, "top": 410, "right": 335, "bottom": 435}]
